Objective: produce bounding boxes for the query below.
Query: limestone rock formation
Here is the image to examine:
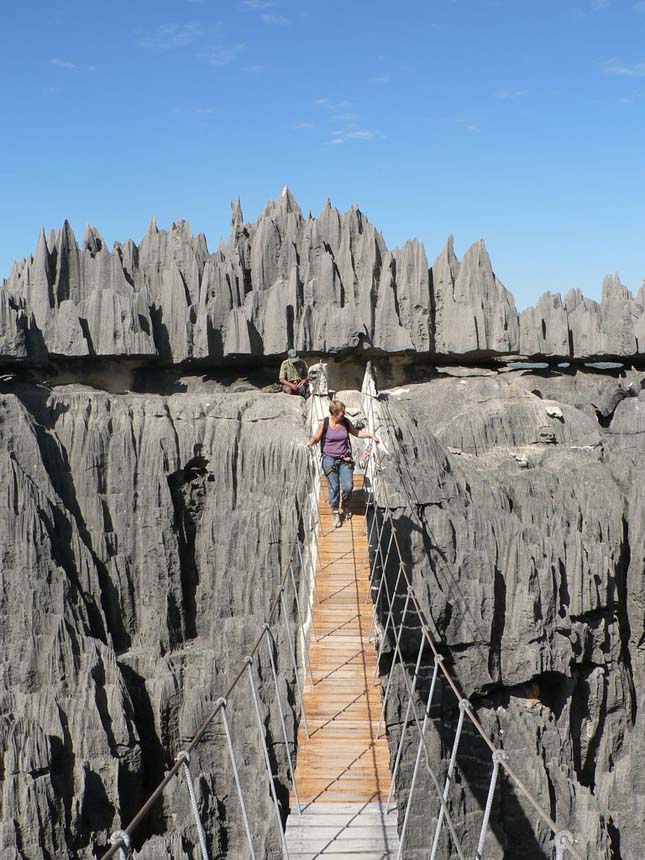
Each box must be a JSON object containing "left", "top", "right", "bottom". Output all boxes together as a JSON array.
[
  {"left": 0, "top": 287, "right": 31, "bottom": 361},
  {"left": 432, "top": 236, "right": 520, "bottom": 355},
  {"left": 2, "top": 190, "right": 645, "bottom": 860},
  {"left": 0, "top": 382, "right": 311, "bottom": 858},
  {"left": 519, "top": 291, "right": 570, "bottom": 356},
  {"left": 2, "top": 358, "right": 645, "bottom": 858},
  {"left": 2, "top": 192, "right": 644, "bottom": 364},
  {"left": 370, "top": 368, "right": 645, "bottom": 859}
]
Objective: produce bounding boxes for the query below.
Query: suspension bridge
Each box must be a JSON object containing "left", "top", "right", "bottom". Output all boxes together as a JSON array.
[
  {"left": 100, "top": 363, "right": 582, "bottom": 860},
  {"left": 284, "top": 473, "right": 399, "bottom": 859}
]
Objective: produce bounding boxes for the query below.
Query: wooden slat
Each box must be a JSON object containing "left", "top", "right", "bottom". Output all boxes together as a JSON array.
[
  {"left": 289, "top": 478, "right": 396, "bottom": 807},
  {"left": 286, "top": 478, "right": 399, "bottom": 856}
]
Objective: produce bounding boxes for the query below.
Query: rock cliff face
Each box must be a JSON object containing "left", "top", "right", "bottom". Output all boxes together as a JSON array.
[
  {"left": 371, "top": 368, "right": 645, "bottom": 859},
  {"left": 2, "top": 190, "right": 644, "bottom": 365},
  {"left": 0, "top": 380, "right": 311, "bottom": 858},
  {"left": 2, "top": 362, "right": 644, "bottom": 859}
]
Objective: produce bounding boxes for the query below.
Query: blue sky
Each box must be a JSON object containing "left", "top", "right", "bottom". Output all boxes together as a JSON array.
[{"left": 1, "top": 0, "right": 644, "bottom": 310}]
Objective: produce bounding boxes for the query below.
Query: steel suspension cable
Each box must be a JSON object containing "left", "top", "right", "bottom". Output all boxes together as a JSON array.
[
  {"left": 386, "top": 631, "right": 426, "bottom": 806},
  {"left": 245, "top": 657, "right": 290, "bottom": 859},
  {"left": 175, "top": 751, "right": 210, "bottom": 860}
]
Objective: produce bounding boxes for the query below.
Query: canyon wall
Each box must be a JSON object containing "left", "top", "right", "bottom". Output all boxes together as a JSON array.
[
  {"left": 0, "top": 380, "right": 311, "bottom": 858},
  {"left": 371, "top": 368, "right": 645, "bottom": 859}
]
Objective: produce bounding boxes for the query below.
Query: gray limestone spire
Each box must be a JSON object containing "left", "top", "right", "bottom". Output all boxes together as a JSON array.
[
  {"left": 2, "top": 195, "right": 645, "bottom": 364},
  {"left": 82, "top": 225, "right": 105, "bottom": 256},
  {"left": 231, "top": 196, "right": 244, "bottom": 229}
]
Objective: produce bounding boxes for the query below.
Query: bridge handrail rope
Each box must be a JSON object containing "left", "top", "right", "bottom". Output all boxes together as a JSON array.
[
  {"left": 100, "top": 365, "right": 330, "bottom": 860},
  {"left": 360, "top": 362, "right": 583, "bottom": 860}
]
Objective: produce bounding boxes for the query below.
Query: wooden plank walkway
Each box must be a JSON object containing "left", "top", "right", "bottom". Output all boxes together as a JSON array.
[
  {"left": 286, "top": 477, "right": 399, "bottom": 858},
  {"left": 285, "top": 802, "right": 398, "bottom": 859}
]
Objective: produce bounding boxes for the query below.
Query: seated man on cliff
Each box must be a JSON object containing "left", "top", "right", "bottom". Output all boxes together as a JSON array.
[{"left": 279, "top": 348, "right": 309, "bottom": 397}]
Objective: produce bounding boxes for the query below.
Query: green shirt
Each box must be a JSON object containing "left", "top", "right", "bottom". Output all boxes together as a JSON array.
[{"left": 279, "top": 358, "right": 307, "bottom": 382}]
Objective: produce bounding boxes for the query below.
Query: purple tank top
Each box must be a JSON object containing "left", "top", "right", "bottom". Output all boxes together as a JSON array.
[{"left": 323, "top": 421, "right": 350, "bottom": 458}]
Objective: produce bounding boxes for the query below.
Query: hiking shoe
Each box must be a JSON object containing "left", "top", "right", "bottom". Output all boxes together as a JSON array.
[{"left": 333, "top": 511, "right": 342, "bottom": 528}]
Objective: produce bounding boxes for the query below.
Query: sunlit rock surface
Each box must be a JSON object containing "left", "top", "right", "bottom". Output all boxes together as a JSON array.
[
  {"left": 0, "top": 189, "right": 632, "bottom": 364},
  {"left": 0, "top": 382, "right": 310, "bottom": 858},
  {"left": 3, "top": 191, "right": 644, "bottom": 365},
  {"left": 1, "top": 191, "right": 645, "bottom": 859},
  {"left": 372, "top": 368, "right": 645, "bottom": 859}
]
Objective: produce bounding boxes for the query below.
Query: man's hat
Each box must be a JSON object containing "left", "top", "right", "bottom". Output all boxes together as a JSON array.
[{"left": 288, "top": 348, "right": 298, "bottom": 360}]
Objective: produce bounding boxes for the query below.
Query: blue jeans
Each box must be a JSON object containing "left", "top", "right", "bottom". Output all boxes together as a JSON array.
[{"left": 322, "top": 456, "right": 353, "bottom": 512}]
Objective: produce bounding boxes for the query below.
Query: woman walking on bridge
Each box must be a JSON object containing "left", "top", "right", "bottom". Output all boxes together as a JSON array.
[{"left": 307, "top": 400, "right": 379, "bottom": 528}]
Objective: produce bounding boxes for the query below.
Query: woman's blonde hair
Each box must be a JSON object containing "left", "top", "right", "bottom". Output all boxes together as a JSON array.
[{"left": 329, "top": 400, "right": 346, "bottom": 416}]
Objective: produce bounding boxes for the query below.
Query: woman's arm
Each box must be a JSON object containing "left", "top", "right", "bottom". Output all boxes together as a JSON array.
[
  {"left": 306, "top": 420, "right": 324, "bottom": 447},
  {"left": 347, "top": 419, "right": 380, "bottom": 443}
]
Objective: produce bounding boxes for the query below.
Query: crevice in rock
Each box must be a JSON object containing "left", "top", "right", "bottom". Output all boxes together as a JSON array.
[
  {"left": 36, "top": 428, "right": 130, "bottom": 651},
  {"left": 259, "top": 713, "right": 291, "bottom": 825},
  {"left": 80, "top": 765, "right": 115, "bottom": 846},
  {"left": 6, "top": 353, "right": 640, "bottom": 397},
  {"left": 428, "top": 265, "right": 436, "bottom": 347},
  {"left": 286, "top": 304, "right": 294, "bottom": 348},
  {"left": 230, "top": 419, "right": 241, "bottom": 511},
  {"left": 167, "top": 453, "right": 212, "bottom": 641},
  {"left": 50, "top": 704, "right": 76, "bottom": 850},
  {"left": 596, "top": 411, "right": 613, "bottom": 429},
  {"left": 569, "top": 606, "right": 620, "bottom": 625},
  {"left": 78, "top": 317, "right": 96, "bottom": 356},
  {"left": 43, "top": 502, "right": 111, "bottom": 644},
  {"left": 390, "top": 257, "right": 402, "bottom": 325},
  {"left": 473, "top": 670, "right": 574, "bottom": 719},
  {"left": 215, "top": 796, "right": 230, "bottom": 857},
  {"left": 248, "top": 319, "right": 264, "bottom": 355},
  {"left": 91, "top": 660, "right": 117, "bottom": 757},
  {"left": 592, "top": 382, "right": 637, "bottom": 428},
  {"left": 118, "top": 662, "right": 168, "bottom": 847},
  {"left": 570, "top": 663, "right": 607, "bottom": 790},
  {"left": 488, "top": 568, "right": 506, "bottom": 682},
  {"left": 544, "top": 758, "right": 557, "bottom": 822},
  {"left": 558, "top": 559, "right": 570, "bottom": 618},
  {"left": 615, "top": 515, "right": 636, "bottom": 725},
  {"left": 149, "top": 305, "right": 171, "bottom": 360},
  {"left": 242, "top": 260, "right": 252, "bottom": 298},
  {"left": 11, "top": 388, "right": 132, "bottom": 648},
  {"left": 607, "top": 815, "right": 622, "bottom": 859}
]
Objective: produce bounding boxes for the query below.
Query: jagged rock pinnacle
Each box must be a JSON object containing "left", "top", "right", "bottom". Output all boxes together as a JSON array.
[{"left": 1, "top": 194, "right": 644, "bottom": 363}]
